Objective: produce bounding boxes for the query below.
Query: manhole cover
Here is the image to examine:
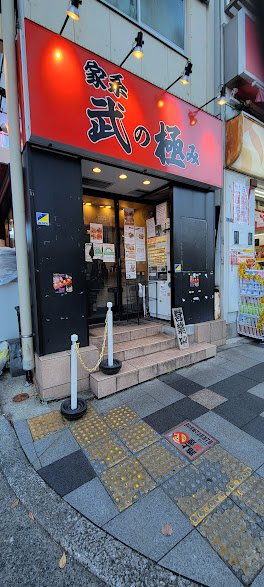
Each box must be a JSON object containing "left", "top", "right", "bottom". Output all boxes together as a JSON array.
[
  {"left": 165, "top": 421, "right": 217, "bottom": 460},
  {"left": 12, "top": 393, "right": 30, "bottom": 403}
]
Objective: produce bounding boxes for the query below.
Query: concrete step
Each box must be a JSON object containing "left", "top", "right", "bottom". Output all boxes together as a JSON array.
[
  {"left": 90, "top": 322, "right": 163, "bottom": 347},
  {"left": 103, "top": 334, "right": 176, "bottom": 361},
  {"left": 90, "top": 342, "right": 216, "bottom": 399}
]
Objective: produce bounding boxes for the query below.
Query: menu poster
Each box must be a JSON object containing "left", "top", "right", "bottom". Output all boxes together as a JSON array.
[
  {"left": 103, "top": 243, "right": 115, "bottom": 263},
  {"left": 136, "top": 244, "right": 146, "bottom": 262},
  {"left": 135, "top": 226, "right": 145, "bottom": 243},
  {"left": 125, "top": 260, "right": 136, "bottom": 279},
  {"left": 146, "top": 217, "right": 155, "bottom": 238},
  {"left": 90, "top": 223, "right": 103, "bottom": 243},
  {"left": 156, "top": 201, "right": 168, "bottom": 224},
  {"left": 124, "top": 207, "right": 135, "bottom": 225},
  {"left": 233, "top": 183, "right": 249, "bottom": 225},
  {"left": 125, "top": 243, "right": 136, "bottom": 259},
  {"left": 124, "top": 225, "right": 135, "bottom": 243},
  {"left": 85, "top": 243, "right": 93, "bottom": 262},
  {"left": 93, "top": 244, "right": 103, "bottom": 260}
]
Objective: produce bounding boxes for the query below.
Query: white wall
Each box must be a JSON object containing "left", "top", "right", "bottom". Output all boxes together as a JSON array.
[{"left": 19, "top": 0, "right": 215, "bottom": 111}]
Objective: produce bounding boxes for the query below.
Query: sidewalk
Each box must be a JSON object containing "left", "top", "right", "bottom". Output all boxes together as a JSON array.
[{"left": 0, "top": 338, "right": 264, "bottom": 587}]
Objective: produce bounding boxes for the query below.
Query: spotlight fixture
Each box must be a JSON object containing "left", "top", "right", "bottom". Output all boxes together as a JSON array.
[
  {"left": 93, "top": 167, "right": 101, "bottom": 173},
  {"left": 0, "top": 122, "right": 8, "bottom": 133},
  {"left": 188, "top": 85, "right": 227, "bottom": 126},
  {"left": 0, "top": 87, "right": 6, "bottom": 98},
  {"left": 120, "top": 32, "right": 144, "bottom": 67},
  {"left": 166, "top": 60, "right": 192, "bottom": 92},
  {"left": 60, "top": 1, "right": 82, "bottom": 35}
]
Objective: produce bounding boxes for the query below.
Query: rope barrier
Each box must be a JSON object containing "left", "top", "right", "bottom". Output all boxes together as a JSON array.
[{"left": 74, "top": 314, "right": 108, "bottom": 372}]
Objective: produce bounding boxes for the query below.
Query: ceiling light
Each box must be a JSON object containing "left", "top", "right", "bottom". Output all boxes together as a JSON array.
[
  {"left": 99, "top": 205, "right": 105, "bottom": 208},
  {"left": 143, "top": 180, "right": 150, "bottom": 185},
  {"left": 119, "top": 174, "right": 127, "bottom": 179},
  {"left": 85, "top": 202, "right": 92, "bottom": 206},
  {"left": 93, "top": 167, "right": 101, "bottom": 173},
  {"left": 105, "top": 205, "right": 111, "bottom": 208},
  {"left": 120, "top": 32, "right": 144, "bottom": 67}
]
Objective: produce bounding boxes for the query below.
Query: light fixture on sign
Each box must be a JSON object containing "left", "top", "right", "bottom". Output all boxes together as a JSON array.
[
  {"left": 188, "top": 85, "right": 227, "bottom": 126},
  {"left": 0, "top": 122, "right": 8, "bottom": 133},
  {"left": 217, "top": 86, "right": 227, "bottom": 105},
  {"left": 93, "top": 167, "right": 101, "bottom": 173},
  {"left": 120, "top": 32, "right": 144, "bottom": 67},
  {"left": 143, "top": 180, "right": 150, "bottom": 185},
  {"left": 166, "top": 60, "right": 193, "bottom": 91},
  {"left": 119, "top": 174, "right": 127, "bottom": 179},
  {"left": 60, "top": 1, "right": 82, "bottom": 35}
]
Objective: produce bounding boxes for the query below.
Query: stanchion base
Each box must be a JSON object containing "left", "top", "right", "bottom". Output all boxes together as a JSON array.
[
  {"left": 61, "top": 397, "right": 87, "bottom": 421},
  {"left": 100, "top": 358, "right": 122, "bottom": 375}
]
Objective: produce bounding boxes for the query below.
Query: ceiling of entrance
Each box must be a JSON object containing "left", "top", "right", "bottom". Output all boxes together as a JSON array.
[{"left": 81, "top": 159, "right": 169, "bottom": 200}]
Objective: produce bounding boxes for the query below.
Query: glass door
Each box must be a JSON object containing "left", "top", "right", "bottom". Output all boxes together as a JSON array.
[{"left": 84, "top": 196, "right": 118, "bottom": 324}]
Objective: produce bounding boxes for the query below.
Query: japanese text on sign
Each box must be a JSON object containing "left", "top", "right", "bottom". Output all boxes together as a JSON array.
[{"left": 172, "top": 307, "right": 189, "bottom": 349}]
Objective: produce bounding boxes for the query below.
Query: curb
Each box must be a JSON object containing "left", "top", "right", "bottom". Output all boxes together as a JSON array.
[{"left": 0, "top": 415, "right": 203, "bottom": 587}]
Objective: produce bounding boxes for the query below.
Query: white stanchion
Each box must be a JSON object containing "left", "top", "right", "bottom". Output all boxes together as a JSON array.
[
  {"left": 71, "top": 334, "right": 78, "bottom": 410},
  {"left": 107, "top": 302, "right": 113, "bottom": 367}
]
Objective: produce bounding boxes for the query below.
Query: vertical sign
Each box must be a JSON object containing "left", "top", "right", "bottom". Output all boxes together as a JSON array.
[{"left": 172, "top": 307, "right": 189, "bottom": 349}]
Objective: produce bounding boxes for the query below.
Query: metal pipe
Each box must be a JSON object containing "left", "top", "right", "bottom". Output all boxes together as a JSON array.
[
  {"left": 2, "top": 0, "right": 34, "bottom": 371},
  {"left": 70, "top": 334, "right": 78, "bottom": 410},
  {"left": 107, "top": 302, "right": 113, "bottom": 367}
]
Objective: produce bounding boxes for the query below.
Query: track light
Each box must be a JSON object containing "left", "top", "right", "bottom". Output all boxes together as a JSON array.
[
  {"left": 166, "top": 60, "right": 193, "bottom": 92},
  {"left": 120, "top": 32, "right": 144, "bottom": 67},
  {"left": 217, "top": 86, "right": 227, "bottom": 105},
  {"left": 60, "top": 1, "right": 82, "bottom": 35},
  {"left": 188, "top": 85, "right": 227, "bottom": 125}
]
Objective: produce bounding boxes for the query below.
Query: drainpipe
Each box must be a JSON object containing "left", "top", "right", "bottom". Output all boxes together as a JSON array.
[{"left": 2, "top": 0, "right": 34, "bottom": 371}]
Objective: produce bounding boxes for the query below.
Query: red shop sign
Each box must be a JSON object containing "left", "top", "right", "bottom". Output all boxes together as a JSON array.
[{"left": 19, "top": 19, "right": 223, "bottom": 188}]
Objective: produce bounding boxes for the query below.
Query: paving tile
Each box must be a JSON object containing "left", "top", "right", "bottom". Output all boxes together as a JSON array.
[
  {"left": 230, "top": 474, "right": 264, "bottom": 529},
  {"left": 64, "top": 478, "right": 119, "bottom": 526},
  {"left": 247, "top": 383, "right": 264, "bottom": 399},
  {"left": 137, "top": 439, "right": 187, "bottom": 484},
  {"left": 100, "top": 456, "right": 156, "bottom": 511},
  {"left": 82, "top": 433, "right": 130, "bottom": 474},
  {"left": 143, "top": 400, "right": 208, "bottom": 435},
  {"left": 71, "top": 412, "right": 111, "bottom": 448},
  {"left": 213, "top": 392, "right": 264, "bottom": 428},
  {"left": 39, "top": 429, "right": 80, "bottom": 467},
  {"left": 242, "top": 416, "right": 264, "bottom": 443},
  {"left": 216, "top": 349, "right": 260, "bottom": 367},
  {"left": 240, "top": 362, "right": 264, "bottom": 383},
  {"left": 162, "top": 464, "right": 227, "bottom": 526},
  {"left": 160, "top": 529, "right": 242, "bottom": 587},
  {"left": 190, "top": 388, "right": 227, "bottom": 409},
  {"left": 13, "top": 420, "right": 33, "bottom": 446},
  {"left": 210, "top": 373, "right": 257, "bottom": 400},
  {"left": 219, "top": 360, "right": 250, "bottom": 375},
  {"left": 22, "top": 442, "right": 41, "bottom": 469},
  {"left": 34, "top": 430, "right": 63, "bottom": 456},
  {"left": 158, "top": 373, "right": 203, "bottom": 396},
  {"left": 256, "top": 464, "right": 264, "bottom": 478},
  {"left": 198, "top": 499, "right": 264, "bottom": 585},
  {"left": 103, "top": 405, "right": 139, "bottom": 431},
  {"left": 194, "top": 412, "right": 264, "bottom": 470},
  {"left": 252, "top": 567, "right": 264, "bottom": 586},
  {"left": 194, "top": 444, "right": 252, "bottom": 495},
  {"left": 125, "top": 393, "right": 164, "bottom": 417},
  {"left": 27, "top": 410, "right": 69, "bottom": 441},
  {"left": 142, "top": 379, "right": 185, "bottom": 406},
  {"left": 115, "top": 420, "right": 159, "bottom": 453},
  {"left": 103, "top": 486, "right": 192, "bottom": 562},
  {"left": 38, "top": 449, "right": 97, "bottom": 497},
  {"left": 174, "top": 365, "right": 231, "bottom": 388}
]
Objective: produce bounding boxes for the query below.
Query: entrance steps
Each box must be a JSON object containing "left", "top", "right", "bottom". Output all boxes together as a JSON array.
[{"left": 89, "top": 321, "right": 216, "bottom": 399}]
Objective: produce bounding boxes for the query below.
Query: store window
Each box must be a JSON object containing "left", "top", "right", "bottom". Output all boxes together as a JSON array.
[{"left": 102, "top": 0, "right": 185, "bottom": 50}]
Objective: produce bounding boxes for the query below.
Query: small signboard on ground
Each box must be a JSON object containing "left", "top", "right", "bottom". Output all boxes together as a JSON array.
[
  {"left": 172, "top": 307, "right": 189, "bottom": 349},
  {"left": 165, "top": 421, "right": 217, "bottom": 460}
]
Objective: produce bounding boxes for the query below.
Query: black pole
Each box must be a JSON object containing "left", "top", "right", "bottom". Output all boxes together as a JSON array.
[{"left": 60, "top": 15, "right": 69, "bottom": 36}]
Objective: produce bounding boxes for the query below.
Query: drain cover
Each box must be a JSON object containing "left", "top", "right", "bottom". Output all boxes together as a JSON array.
[{"left": 165, "top": 421, "right": 217, "bottom": 460}]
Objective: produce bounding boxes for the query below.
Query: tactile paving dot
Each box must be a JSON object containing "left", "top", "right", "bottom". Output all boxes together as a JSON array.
[
  {"left": 72, "top": 413, "right": 111, "bottom": 447},
  {"left": 115, "top": 420, "right": 159, "bottom": 453},
  {"left": 103, "top": 405, "right": 138, "bottom": 431},
  {"left": 194, "top": 444, "right": 252, "bottom": 495},
  {"left": 83, "top": 434, "right": 130, "bottom": 473},
  {"left": 137, "top": 440, "right": 187, "bottom": 483},
  {"left": 231, "top": 474, "right": 264, "bottom": 530},
  {"left": 100, "top": 456, "right": 156, "bottom": 512},
  {"left": 198, "top": 499, "right": 264, "bottom": 585},
  {"left": 27, "top": 411, "right": 68, "bottom": 441},
  {"left": 162, "top": 464, "right": 227, "bottom": 526}
]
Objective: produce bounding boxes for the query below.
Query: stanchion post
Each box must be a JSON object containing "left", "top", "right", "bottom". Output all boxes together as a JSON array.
[
  {"left": 71, "top": 334, "right": 78, "bottom": 410},
  {"left": 107, "top": 302, "right": 113, "bottom": 367}
]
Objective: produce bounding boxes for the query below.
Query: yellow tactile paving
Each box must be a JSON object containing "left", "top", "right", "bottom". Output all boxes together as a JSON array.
[
  {"left": 115, "top": 420, "right": 159, "bottom": 453},
  {"left": 194, "top": 444, "right": 252, "bottom": 495},
  {"left": 100, "top": 456, "right": 156, "bottom": 511},
  {"left": 137, "top": 442, "right": 187, "bottom": 482},
  {"left": 103, "top": 405, "right": 139, "bottom": 431},
  {"left": 27, "top": 411, "right": 68, "bottom": 441},
  {"left": 72, "top": 412, "right": 111, "bottom": 447},
  {"left": 84, "top": 434, "right": 130, "bottom": 472}
]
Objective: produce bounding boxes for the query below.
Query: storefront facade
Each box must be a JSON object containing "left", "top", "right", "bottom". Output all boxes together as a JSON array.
[{"left": 16, "top": 16, "right": 222, "bottom": 355}]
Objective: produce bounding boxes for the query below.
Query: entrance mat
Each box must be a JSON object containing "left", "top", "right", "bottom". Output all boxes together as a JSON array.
[
  {"left": 165, "top": 421, "right": 217, "bottom": 460},
  {"left": 194, "top": 444, "right": 252, "bottom": 495},
  {"left": 198, "top": 499, "right": 264, "bottom": 585}
]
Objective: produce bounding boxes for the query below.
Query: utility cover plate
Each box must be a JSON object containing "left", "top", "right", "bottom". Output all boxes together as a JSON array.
[{"left": 165, "top": 421, "right": 217, "bottom": 460}]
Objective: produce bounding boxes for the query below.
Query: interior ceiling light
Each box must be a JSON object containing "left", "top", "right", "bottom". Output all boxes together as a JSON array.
[
  {"left": 0, "top": 122, "right": 8, "bottom": 133},
  {"left": 188, "top": 85, "right": 227, "bottom": 126},
  {"left": 143, "top": 180, "right": 150, "bottom": 185},
  {"left": 166, "top": 60, "right": 193, "bottom": 92},
  {"left": 60, "top": 1, "right": 82, "bottom": 35},
  {"left": 85, "top": 202, "right": 92, "bottom": 206},
  {"left": 99, "top": 205, "right": 104, "bottom": 208},
  {"left": 105, "top": 205, "right": 111, "bottom": 208},
  {"left": 119, "top": 174, "right": 127, "bottom": 179},
  {"left": 120, "top": 32, "right": 144, "bottom": 67},
  {"left": 93, "top": 167, "right": 101, "bottom": 173}
]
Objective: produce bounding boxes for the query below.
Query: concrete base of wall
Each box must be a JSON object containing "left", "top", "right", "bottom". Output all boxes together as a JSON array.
[
  {"left": 194, "top": 319, "right": 226, "bottom": 347},
  {"left": 226, "top": 321, "right": 238, "bottom": 340}
]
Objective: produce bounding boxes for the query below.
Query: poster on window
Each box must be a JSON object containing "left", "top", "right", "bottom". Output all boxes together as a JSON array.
[
  {"left": 103, "top": 243, "right": 115, "bottom": 263},
  {"left": 146, "top": 217, "right": 155, "bottom": 238},
  {"left": 233, "top": 183, "right": 249, "bottom": 225},
  {"left": 125, "top": 260, "right": 136, "bottom": 279},
  {"left": 125, "top": 243, "right": 136, "bottom": 259},
  {"left": 124, "top": 208, "right": 135, "bottom": 225},
  {"left": 135, "top": 226, "right": 146, "bottom": 261},
  {"left": 124, "top": 225, "right": 135, "bottom": 243},
  {"left": 53, "top": 273, "right": 73, "bottom": 293},
  {"left": 90, "top": 223, "right": 103, "bottom": 243},
  {"left": 255, "top": 209, "right": 264, "bottom": 229},
  {"left": 93, "top": 244, "right": 103, "bottom": 260},
  {"left": 156, "top": 202, "right": 168, "bottom": 224},
  {"left": 85, "top": 243, "right": 93, "bottom": 262}
]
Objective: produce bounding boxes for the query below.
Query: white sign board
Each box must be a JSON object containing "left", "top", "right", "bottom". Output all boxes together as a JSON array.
[{"left": 172, "top": 307, "right": 189, "bottom": 350}]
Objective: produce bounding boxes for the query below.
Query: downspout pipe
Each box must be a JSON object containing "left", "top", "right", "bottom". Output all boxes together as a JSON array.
[{"left": 2, "top": 0, "right": 34, "bottom": 371}]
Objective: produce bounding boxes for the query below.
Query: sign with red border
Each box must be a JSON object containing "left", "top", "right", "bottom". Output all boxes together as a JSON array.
[{"left": 165, "top": 421, "right": 217, "bottom": 460}]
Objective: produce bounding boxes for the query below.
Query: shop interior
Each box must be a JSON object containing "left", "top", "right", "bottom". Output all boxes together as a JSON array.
[{"left": 255, "top": 183, "right": 264, "bottom": 266}]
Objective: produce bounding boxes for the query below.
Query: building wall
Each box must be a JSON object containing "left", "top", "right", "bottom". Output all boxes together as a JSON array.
[{"left": 19, "top": 0, "right": 216, "bottom": 112}]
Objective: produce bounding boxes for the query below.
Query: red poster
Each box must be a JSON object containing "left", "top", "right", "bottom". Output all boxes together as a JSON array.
[{"left": 20, "top": 19, "right": 223, "bottom": 188}]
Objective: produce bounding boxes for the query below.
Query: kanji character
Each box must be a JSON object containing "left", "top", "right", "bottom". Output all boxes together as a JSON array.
[
  {"left": 86, "top": 96, "right": 132, "bottom": 154},
  {"left": 84, "top": 60, "right": 107, "bottom": 90},
  {"left": 108, "top": 74, "right": 128, "bottom": 99},
  {"left": 186, "top": 144, "right": 199, "bottom": 165},
  {"left": 154, "top": 122, "right": 185, "bottom": 168}
]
